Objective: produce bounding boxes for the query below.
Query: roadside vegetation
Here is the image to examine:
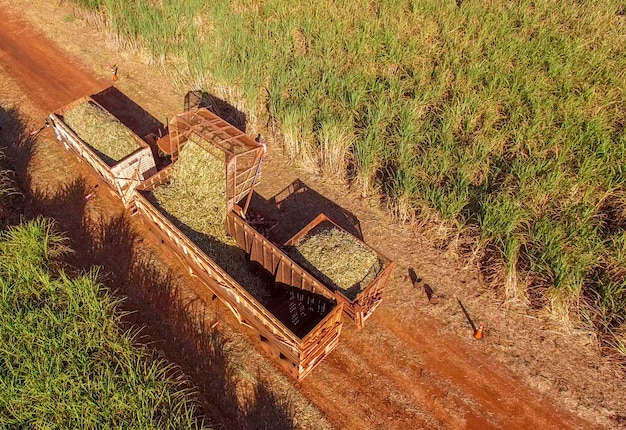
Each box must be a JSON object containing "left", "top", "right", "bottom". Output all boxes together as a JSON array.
[
  {"left": 0, "top": 151, "right": 16, "bottom": 226},
  {"left": 0, "top": 117, "right": 21, "bottom": 228},
  {"left": 69, "top": 0, "right": 626, "bottom": 356},
  {"left": 0, "top": 218, "right": 208, "bottom": 428}
]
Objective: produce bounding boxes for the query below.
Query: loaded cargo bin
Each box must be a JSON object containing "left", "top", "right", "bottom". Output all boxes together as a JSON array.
[
  {"left": 227, "top": 193, "right": 395, "bottom": 329},
  {"left": 284, "top": 214, "right": 395, "bottom": 328},
  {"left": 131, "top": 108, "right": 344, "bottom": 379},
  {"left": 48, "top": 86, "right": 158, "bottom": 206}
]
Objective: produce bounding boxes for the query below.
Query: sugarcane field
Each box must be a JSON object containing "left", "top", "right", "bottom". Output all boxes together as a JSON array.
[{"left": 0, "top": 1, "right": 625, "bottom": 429}]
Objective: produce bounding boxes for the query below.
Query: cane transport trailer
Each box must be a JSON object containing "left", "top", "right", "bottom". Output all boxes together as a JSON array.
[
  {"left": 48, "top": 87, "right": 158, "bottom": 206},
  {"left": 227, "top": 209, "right": 395, "bottom": 329},
  {"left": 130, "top": 108, "right": 344, "bottom": 379}
]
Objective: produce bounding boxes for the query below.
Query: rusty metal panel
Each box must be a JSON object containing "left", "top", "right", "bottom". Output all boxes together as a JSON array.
[
  {"left": 275, "top": 259, "right": 333, "bottom": 299},
  {"left": 227, "top": 210, "right": 337, "bottom": 302},
  {"left": 250, "top": 238, "right": 280, "bottom": 275},
  {"left": 225, "top": 212, "right": 255, "bottom": 253}
]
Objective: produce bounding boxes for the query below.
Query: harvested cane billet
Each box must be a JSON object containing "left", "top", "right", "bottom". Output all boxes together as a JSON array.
[
  {"left": 149, "top": 140, "right": 269, "bottom": 301},
  {"left": 286, "top": 221, "right": 382, "bottom": 300},
  {"left": 63, "top": 101, "right": 139, "bottom": 166}
]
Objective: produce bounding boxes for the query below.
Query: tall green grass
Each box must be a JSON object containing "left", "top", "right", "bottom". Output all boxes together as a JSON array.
[
  {"left": 0, "top": 218, "right": 208, "bottom": 428},
  {"left": 69, "top": 0, "right": 626, "bottom": 353}
]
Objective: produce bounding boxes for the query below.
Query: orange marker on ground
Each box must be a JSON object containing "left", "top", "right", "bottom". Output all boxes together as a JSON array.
[
  {"left": 110, "top": 64, "right": 118, "bottom": 81},
  {"left": 474, "top": 323, "right": 485, "bottom": 340}
]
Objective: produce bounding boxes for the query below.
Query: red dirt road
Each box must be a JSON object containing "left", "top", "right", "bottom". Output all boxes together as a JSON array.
[
  {"left": 0, "top": 8, "right": 104, "bottom": 110},
  {"left": 0, "top": 4, "right": 607, "bottom": 430}
]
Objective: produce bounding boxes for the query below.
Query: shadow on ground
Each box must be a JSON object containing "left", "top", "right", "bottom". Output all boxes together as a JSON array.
[
  {"left": 91, "top": 86, "right": 165, "bottom": 138},
  {"left": 0, "top": 106, "right": 28, "bottom": 226},
  {"left": 248, "top": 178, "right": 363, "bottom": 245},
  {"left": 184, "top": 90, "right": 247, "bottom": 132}
]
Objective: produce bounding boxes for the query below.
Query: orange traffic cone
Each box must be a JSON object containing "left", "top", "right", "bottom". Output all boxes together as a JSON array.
[
  {"left": 110, "top": 64, "right": 118, "bottom": 81},
  {"left": 474, "top": 323, "right": 485, "bottom": 340}
]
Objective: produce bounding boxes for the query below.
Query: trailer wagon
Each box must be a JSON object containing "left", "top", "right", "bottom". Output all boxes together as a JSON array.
[
  {"left": 284, "top": 214, "right": 395, "bottom": 328},
  {"left": 48, "top": 87, "right": 157, "bottom": 205},
  {"left": 131, "top": 108, "right": 344, "bottom": 379},
  {"left": 228, "top": 206, "right": 395, "bottom": 329}
]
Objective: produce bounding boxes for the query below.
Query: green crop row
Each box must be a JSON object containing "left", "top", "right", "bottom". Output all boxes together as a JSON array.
[
  {"left": 0, "top": 218, "right": 208, "bottom": 428},
  {"left": 69, "top": 0, "right": 626, "bottom": 354}
]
